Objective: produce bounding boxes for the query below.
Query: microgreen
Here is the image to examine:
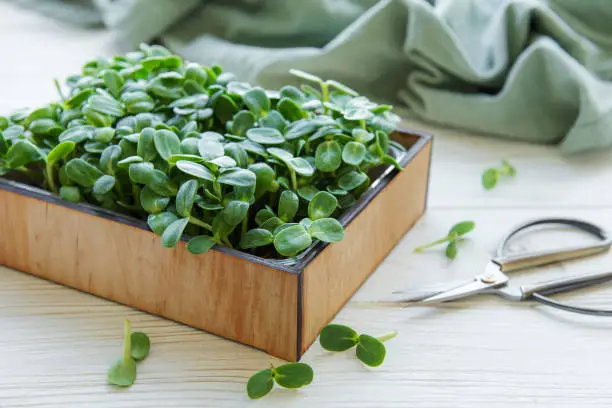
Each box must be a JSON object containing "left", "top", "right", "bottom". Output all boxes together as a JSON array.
[
  {"left": 319, "top": 324, "right": 397, "bottom": 367},
  {"left": 246, "top": 362, "right": 314, "bottom": 399},
  {"left": 107, "top": 320, "right": 151, "bottom": 387},
  {"left": 0, "top": 44, "right": 405, "bottom": 259},
  {"left": 482, "top": 159, "right": 516, "bottom": 190},
  {"left": 413, "top": 221, "right": 475, "bottom": 259}
]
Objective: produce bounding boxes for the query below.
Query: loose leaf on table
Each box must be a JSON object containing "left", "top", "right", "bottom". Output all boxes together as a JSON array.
[
  {"left": 130, "top": 332, "right": 150, "bottom": 361},
  {"left": 355, "top": 334, "right": 387, "bottom": 367},
  {"left": 319, "top": 324, "right": 359, "bottom": 351},
  {"left": 482, "top": 159, "right": 516, "bottom": 190},
  {"left": 413, "top": 220, "right": 475, "bottom": 259},
  {"left": 318, "top": 323, "right": 397, "bottom": 367},
  {"left": 246, "top": 362, "right": 314, "bottom": 400},
  {"left": 107, "top": 320, "right": 137, "bottom": 387}
]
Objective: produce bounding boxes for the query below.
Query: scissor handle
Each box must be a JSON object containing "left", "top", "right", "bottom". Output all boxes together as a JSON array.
[{"left": 491, "top": 218, "right": 612, "bottom": 273}]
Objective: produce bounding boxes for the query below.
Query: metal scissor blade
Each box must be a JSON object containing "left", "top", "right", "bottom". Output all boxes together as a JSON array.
[
  {"left": 420, "top": 262, "right": 509, "bottom": 304},
  {"left": 419, "top": 279, "right": 493, "bottom": 304}
]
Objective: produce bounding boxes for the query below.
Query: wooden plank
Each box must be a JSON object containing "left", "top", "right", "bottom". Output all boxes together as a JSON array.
[
  {"left": 300, "top": 135, "right": 431, "bottom": 354},
  {"left": 0, "top": 188, "right": 299, "bottom": 361}
]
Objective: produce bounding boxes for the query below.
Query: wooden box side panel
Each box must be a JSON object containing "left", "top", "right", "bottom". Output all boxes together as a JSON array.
[
  {"left": 0, "top": 190, "right": 299, "bottom": 361},
  {"left": 301, "top": 137, "right": 431, "bottom": 354}
]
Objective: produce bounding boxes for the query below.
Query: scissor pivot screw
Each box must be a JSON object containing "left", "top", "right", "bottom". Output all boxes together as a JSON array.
[{"left": 480, "top": 274, "right": 497, "bottom": 284}]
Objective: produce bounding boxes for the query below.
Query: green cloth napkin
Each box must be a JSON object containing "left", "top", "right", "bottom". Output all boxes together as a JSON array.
[{"left": 13, "top": 0, "right": 612, "bottom": 153}]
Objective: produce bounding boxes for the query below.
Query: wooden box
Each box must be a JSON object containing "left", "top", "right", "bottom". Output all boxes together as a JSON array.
[{"left": 0, "top": 127, "right": 431, "bottom": 362}]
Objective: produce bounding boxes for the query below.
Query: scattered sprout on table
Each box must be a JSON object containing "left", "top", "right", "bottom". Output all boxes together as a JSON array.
[
  {"left": 318, "top": 323, "right": 397, "bottom": 367},
  {"left": 413, "top": 220, "right": 475, "bottom": 259}
]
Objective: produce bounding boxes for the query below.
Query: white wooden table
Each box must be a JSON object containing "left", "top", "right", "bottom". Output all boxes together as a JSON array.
[{"left": 2, "top": 3, "right": 612, "bottom": 407}]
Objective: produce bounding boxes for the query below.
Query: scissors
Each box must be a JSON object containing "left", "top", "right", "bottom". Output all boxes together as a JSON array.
[{"left": 400, "top": 218, "right": 612, "bottom": 316}]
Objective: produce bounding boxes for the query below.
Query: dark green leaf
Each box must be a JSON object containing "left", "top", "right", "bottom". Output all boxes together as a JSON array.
[
  {"left": 342, "top": 141, "right": 366, "bottom": 166},
  {"left": 130, "top": 332, "right": 150, "bottom": 361},
  {"left": 103, "top": 69, "right": 125, "bottom": 97},
  {"left": 239, "top": 228, "right": 274, "bottom": 249},
  {"left": 355, "top": 334, "right": 386, "bottom": 367},
  {"left": 116, "top": 155, "right": 143, "bottom": 169},
  {"left": 273, "top": 363, "right": 314, "bottom": 389},
  {"left": 29, "top": 118, "right": 63, "bottom": 136},
  {"left": 84, "top": 141, "right": 108, "bottom": 153},
  {"left": 338, "top": 170, "right": 367, "bottom": 191},
  {"left": 217, "top": 168, "right": 256, "bottom": 187},
  {"left": 176, "top": 179, "right": 198, "bottom": 217},
  {"left": 260, "top": 216, "right": 285, "bottom": 233},
  {"left": 154, "top": 129, "right": 181, "bottom": 161},
  {"left": 319, "top": 324, "right": 359, "bottom": 351},
  {"left": 59, "top": 186, "right": 81, "bottom": 203},
  {"left": 297, "top": 185, "right": 319, "bottom": 201},
  {"left": 94, "top": 127, "right": 116, "bottom": 143},
  {"left": 176, "top": 160, "right": 215, "bottom": 182},
  {"left": 59, "top": 125, "right": 94, "bottom": 143},
  {"left": 187, "top": 235, "right": 216, "bottom": 254},
  {"left": 259, "top": 110, "right": 287, "bottom": 131},
  {"left": 277, "top": 98, "right": 304, "bottom": 122},
  {"left": 308, "top": 191, "right": 338, "bottom": 220},
  {"left": 278, "top": 190, "right": 299, "bottom": 222},
  {"left": 308, "top": 218, "right": 344, "bottom": 242},
  {"left": 6, "top": 140, "right": 44, "bottom": 169},
  {"left": 65, "top": 158, "right": 104, "bottom": 187},
  {"left": 128, "top": 162, "right": 155, "bottom": 184},
  {"left": 140, "top": 186, "right": 170, "bottom": 214},
  {"left": 93, "top": 174, "right": 116, "bottom": 195},
  {"left": 315, "top": 141, "right": 342, "bottom": 172},
  {"left": 231, "top": 110, "right": 256, "bottom": 136},
  {"left": 288, "top": 157, "right": 314, "bottom": 177},
  {"left": 214, "top": 94, "right": 239, "bottom": 124},
  {"left": 198, "top": 139, "right": 224, "bottom": 161},
  {"left": 89, "top": 94, "right": 124, "bottom": 117},
  {"left": 247, "top": 369, "right": 274, "bottom": 400},
  {"left": 273, "top": 224, "right": 312, "bottom": 257},
  {"left": 244, "top": 88, "right": 270, "bottom": 117},
  {"left": 222, "top": 200, "right": 249, "bottom": 227},
  {"left": 223, "top": 143, "right": 248, "bottom": 168},
  {"left": 137, "top": 128, "right": 157, "bottom": 161},
  {"left": 147, "top": 212, "right": 179, "bottom": 235},
  {"left": 205, "top": 156, "right": 236, "bottom": 172},
  {"left": 285, "top": 119, "right": 318, "bottom": 140},
  {"left": 246, "top": 127, "right": 284, "bottom": 145},
  {"left": 161, "top": 217, "right": 189, "bottom": 248}
]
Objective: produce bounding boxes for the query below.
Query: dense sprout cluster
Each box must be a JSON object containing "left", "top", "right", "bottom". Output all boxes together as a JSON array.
[{"left": 0, "top": 43, "right": 405, "bottom": 258}]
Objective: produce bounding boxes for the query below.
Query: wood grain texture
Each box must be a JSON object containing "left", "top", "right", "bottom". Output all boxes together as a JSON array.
[
  {"left": 3, "top": 2, "right": 612, "bottom": 407},
  {"left": 301, "top": 135, "right": 431, "bottom": 353},
  {"left": 0, "top": 188, "right": 299, "bottom": 361}
]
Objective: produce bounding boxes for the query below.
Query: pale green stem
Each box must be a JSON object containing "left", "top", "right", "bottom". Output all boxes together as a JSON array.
[
  {"left": 189, "top": 216, "right": 212, "bottom": 231},
  {"left": 45, "top": 162, "right": 58, "bottom": 194},
  {"left": 289, "top": 169, "right": 298, "bottom": 191},
  {"left": 54, "top": 79, "right": 65, "bottom": 102},
  {"left": 123, "top": 319, "right": 131, "bottom": 362},
  {"left": 241, "top": 209, "right": 249, "bottom": 236},
  {"left": 376, "top": 331, "right": 398, "bottom": 342},
  {"left": 321, "top": 81, "right": 330, "bottom": 114},
  {"left": 213, "top": 180, "right": 222, "bottom": 200},
  {"left": 360, "top": 119, "right": 366, "bottom": 130},
  {"left": 413, "top": 235, "right": 454, "bottom": 252}
]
